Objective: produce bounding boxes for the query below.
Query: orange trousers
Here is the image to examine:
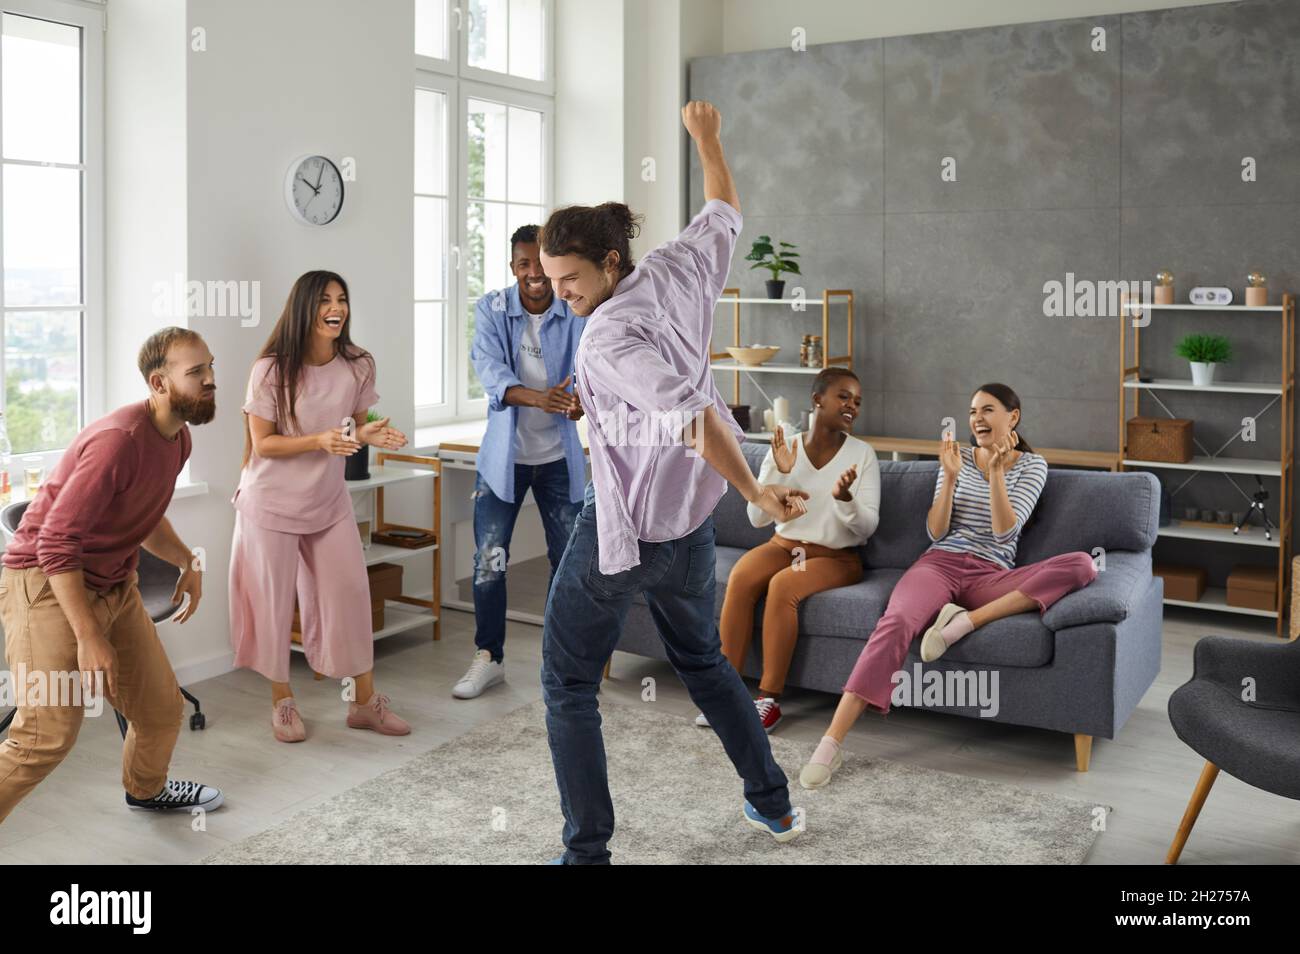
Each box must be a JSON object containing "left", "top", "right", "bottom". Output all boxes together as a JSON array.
[{"left": 719, "top": 534, "right": 863, "bottom": 696}]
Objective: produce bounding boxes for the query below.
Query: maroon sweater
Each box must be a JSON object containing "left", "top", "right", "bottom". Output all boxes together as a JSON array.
[{"left": 3, "top": 401, "right": 191, "bottom": 591}]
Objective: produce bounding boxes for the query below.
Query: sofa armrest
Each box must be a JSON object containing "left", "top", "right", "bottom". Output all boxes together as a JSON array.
[{"left": 1041, "top": 549, "right": 1150, "bottom": 630}]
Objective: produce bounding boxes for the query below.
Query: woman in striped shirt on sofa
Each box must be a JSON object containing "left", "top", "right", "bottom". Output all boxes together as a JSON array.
[{"left": 799, "top": 383, "right": 1098, "bottom": 789}]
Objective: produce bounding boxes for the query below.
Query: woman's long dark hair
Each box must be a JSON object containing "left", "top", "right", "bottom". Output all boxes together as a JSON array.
[
  {"left": 970, "top": 382, "right": 1034, "bottom": 453},
  {"left": 241, "top": 270, "right": 374, "bottom": 468}
]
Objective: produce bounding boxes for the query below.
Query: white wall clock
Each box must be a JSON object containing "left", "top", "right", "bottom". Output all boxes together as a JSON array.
[{"left": 284, "top": 154, "right": 344, "bottom": 226}]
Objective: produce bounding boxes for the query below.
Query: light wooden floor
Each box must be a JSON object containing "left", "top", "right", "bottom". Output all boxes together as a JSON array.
[{"left": 0, "top": 557, "right": 1295, "bottom": 864}]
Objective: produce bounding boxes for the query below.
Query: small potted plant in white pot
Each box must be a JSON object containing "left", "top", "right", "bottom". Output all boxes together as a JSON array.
[
  {"left": 745, "top": 235, "right": 801, "bottom": 299},
  {"left": 1176, "top": 333, "right": 1232, "bottom": 387}
]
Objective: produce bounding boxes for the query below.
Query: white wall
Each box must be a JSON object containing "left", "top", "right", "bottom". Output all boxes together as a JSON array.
[
  {"left": 111, "top": 0, "right": 416, "bottom": 683},
  {"left": 104, "top": 0, "right": 186, "bottom": 412},
  {"left": 554, "top": 0, "right": 725, "bottom": 253},
  {"left": 555, "top": 0, "right": 624, "bottom": 207},
  {"left": 718, "top": 0, "right": 1235, "bottom": 52}
]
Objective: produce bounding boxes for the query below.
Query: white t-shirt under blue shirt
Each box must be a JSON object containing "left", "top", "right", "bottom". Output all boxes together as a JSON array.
[
  {"left": 927, "top": 444, "right": 1048, "bottom": 570},
  {"left": 512, "top": 309, "right": 564, "bottom": 465}
]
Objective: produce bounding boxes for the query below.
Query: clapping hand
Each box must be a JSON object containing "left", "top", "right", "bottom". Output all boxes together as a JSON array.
[
  {"left": 986, "top": 431, "right": 1020, "bottom": 474},
  {"left": 833, "top": 464, "right": 858, "bottom": 502},
  {"left": 771, "top": 424, "right": 796, "bottom": 474},
  {"left": 939, "top": 438, "right": 962, "bottom": 479},
  {"left": 358, "top": 416, "right": 408, "bottom": 450}
]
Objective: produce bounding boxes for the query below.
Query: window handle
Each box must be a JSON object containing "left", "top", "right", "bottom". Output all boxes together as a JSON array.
[
  {"left": 453, "top": 6, "right": 463, "bottom": 32},
  {"left": 450, "top": 245, "right": 462, "bottom": 272}
]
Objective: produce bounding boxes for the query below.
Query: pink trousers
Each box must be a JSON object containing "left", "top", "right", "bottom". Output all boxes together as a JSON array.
[
  {"left": 229, "top": 512, "right": 374, "bottom": 683},
  {"left": 843, "top": 548, "right": 1098, "bottom": 713}
]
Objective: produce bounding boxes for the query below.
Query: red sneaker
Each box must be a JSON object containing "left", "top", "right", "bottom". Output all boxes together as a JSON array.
[{"left": 755, "top": 696, "right": 782, "bottom": 732}]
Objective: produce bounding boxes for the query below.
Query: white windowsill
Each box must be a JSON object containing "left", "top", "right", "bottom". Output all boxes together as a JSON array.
[
  {"left": 172, "top": 479, "right": 209, "bottom": 499},
  {"left": 413, "top": 418, "right": 489, "bottom": 455}
]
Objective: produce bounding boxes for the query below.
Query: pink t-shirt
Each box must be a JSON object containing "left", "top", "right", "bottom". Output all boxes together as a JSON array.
[{"left": 233, "top": 351, "right": 380, "bottom": 534}]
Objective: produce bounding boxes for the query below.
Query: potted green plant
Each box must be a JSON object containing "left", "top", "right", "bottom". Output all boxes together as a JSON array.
[
  {"left": 344, "top": 409, "right": 383, "bottom": 481},
  {"left": 745, "top": 235, "right": 801, "bottom": 299},
  {"left": 1175, "top": 333, "right": 1232, "bottom": 387}
]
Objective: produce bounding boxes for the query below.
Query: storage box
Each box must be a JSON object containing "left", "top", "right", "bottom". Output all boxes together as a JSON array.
[
  {"left": 1154, "top": 564, "right": 1207, "bottom": 602},
  {"left": 1127, "top": 417, "right": 1193, "bottom": 463},
  {"left": 367, "top": 562, "right": 403, "bottom": 602},
  {"left": 1226, "top": 565, "right": 1276, "bottom": 612},
  {"left": 291, "top": 563, "right": 403, "bottom": 639}
]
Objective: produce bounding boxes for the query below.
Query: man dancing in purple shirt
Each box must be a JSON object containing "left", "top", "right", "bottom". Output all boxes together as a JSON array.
[{"left": 538, "top": 102, "right": 810, "bottom": 863}]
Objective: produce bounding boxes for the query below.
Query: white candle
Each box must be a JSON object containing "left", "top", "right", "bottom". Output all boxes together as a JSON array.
[
  {"left": 763, "top": 408, "right": 775, "bottom": 430},
  {"left": 773, "top": 397, "right": 789, "bottom": 428}
]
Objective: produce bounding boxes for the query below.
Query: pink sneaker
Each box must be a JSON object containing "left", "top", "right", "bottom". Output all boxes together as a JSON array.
[
  {"left": 346, "top": 692, "right": 411, "bottom": 736},
  {"left": 272, "top": 697, "right": 306, "bottom": 743}
]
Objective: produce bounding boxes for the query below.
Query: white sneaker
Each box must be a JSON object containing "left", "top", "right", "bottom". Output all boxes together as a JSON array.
[
  {"left": 694, "top": 711, "right": 710, "bottom": 727},
  {"left": 453, "top": 649, "right": 505, "bottom": 699}
]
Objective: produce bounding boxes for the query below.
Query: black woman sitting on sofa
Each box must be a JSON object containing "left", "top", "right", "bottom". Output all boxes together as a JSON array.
[
  {"left": 704, "top": 368, "right": 881, "bottom": 733},
  {"left": 799, "top": 383, "right": 1099, "bottom": 788}
]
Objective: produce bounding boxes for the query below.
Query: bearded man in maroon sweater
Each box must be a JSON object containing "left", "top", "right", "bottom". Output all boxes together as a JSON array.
[{"left": 0, "top": 326, "right": 224, "bottom": 821}]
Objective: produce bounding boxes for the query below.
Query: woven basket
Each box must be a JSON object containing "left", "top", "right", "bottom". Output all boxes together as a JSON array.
[{"left": 1126, "top": 417, "right": 1193, "bottom": 463}]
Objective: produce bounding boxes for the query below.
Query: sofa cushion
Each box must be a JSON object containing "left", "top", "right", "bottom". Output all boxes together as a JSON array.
[
  {"left": 642, "top": 544, "right": 1055, "bottom": 669},
  {"left": 862, "top": 461, "right": 942, "bottom": 569},
  {"left": 1016, "top": 469, "right": 1160, "bottom": 563}
]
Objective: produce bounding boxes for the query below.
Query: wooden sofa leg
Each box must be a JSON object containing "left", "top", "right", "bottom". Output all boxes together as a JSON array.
[
  {"left": 1074, "top": 733, "right": 1093, "bottom": 772},
  {"left": 602, "top": 658, "right": 611, "bottom": 680},
  {"left": 1166, "top": 761, "right": 1220, "bottom": 865}
]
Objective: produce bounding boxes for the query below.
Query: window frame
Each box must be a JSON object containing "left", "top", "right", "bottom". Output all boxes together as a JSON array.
[
  {"left": 458, "top": 0, "right": 554, "bottom": 96},
  {"left": 414, "top": 3, "right": 553, "bottom": 430},
  {"left": 0, "top": 0, "right": 104, "bottom": 475}
]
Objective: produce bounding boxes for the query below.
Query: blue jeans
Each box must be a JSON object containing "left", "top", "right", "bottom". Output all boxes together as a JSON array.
[
  {"left": 541, "top": 483, "right": 791, "bottom": 864},
  {"left": 472, "top": 460, "right": 582, "bottom": 663}
]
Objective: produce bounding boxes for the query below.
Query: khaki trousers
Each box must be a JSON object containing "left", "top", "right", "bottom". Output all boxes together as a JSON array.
[{"left": 0, "top": 565, "right": 183, "bottom": 822}]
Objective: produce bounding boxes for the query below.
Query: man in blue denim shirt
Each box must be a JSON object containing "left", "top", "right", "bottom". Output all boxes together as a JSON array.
[{"left": 458, "top": 225, "right": 587, "bottom": 699}]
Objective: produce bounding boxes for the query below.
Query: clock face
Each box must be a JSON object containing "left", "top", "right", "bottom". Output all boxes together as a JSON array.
[{"left": 285, "top": 155, "right": 344, "bottom": 225}]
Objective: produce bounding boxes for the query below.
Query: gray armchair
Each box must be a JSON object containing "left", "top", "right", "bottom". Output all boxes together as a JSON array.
[{"left": 1166, "top": 635, "right": 1300, "bottom": 863}]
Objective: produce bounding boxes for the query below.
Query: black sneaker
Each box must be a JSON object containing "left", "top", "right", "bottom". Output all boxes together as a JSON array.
[{"left": 126, "top": 779, "right": 224, "bottom": 812}]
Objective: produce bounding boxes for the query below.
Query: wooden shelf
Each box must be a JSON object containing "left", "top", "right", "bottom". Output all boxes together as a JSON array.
[
  {"left": 1122, "top": 455, "right": 1282, "bottom": 476},
  {"left": 291, "top": 601, "right": 438, "bottom": 653},
  {"left": 1164, "top": 587, "right": 1278, "bottom": 618},
  {"left": 1158, "top": 520, "right": 1280, "bottom": 548},
  {"left": 1123, "top": 303, "right": 1285, "bottom": 313},
  {"left": 1123, "top": 377, "right": 1283, "bottom": 395},
  {"left": 345, "top": 465, "right": 438, "bottom": 493},
  {"left": 710, "top": 361, "right": 835, "bottom": 375},
  {"left": 363, "top": 541, "right": 438, "bottom": 566}
]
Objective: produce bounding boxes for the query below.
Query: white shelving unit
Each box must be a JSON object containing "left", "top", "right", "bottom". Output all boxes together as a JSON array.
[
  {"left": 711, "top": 287, "right": 855, "bottom": 410},
  {"left": 1118, "top": 295, "right": 1295, "bottom": 636}
]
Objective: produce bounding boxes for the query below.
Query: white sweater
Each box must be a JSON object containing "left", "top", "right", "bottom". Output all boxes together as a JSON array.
[{"left": 747, "top": 433, "right": 881, "bottom": 548}]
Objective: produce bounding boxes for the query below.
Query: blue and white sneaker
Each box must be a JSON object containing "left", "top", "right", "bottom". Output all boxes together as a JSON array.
[{"left": 743, "top": 801, "right": 805, "bottom": 843}]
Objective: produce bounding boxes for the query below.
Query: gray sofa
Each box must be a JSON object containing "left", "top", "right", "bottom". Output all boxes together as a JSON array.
[{"left": 613, "top": 442, "right": 1164, "bottom": 771}]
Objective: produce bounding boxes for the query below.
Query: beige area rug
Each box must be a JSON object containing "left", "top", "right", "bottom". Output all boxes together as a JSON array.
[{"left": 201, "top": 698, "right": 1108, "bottom": 864}]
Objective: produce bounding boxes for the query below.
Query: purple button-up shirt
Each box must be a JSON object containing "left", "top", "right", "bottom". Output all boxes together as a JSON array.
[{"left": 574, "top": 198, "right": 747, "bottom": 574}]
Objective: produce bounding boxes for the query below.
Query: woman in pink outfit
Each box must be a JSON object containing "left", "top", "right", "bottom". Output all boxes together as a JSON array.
[{"left": 229, "top": 270, "right": 412, "bottom": 742}]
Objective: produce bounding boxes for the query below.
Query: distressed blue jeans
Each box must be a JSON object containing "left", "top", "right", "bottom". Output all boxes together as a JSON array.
[
  {"left": 541, "top": 481, "right": 792, "bottom": 864},
  {"left": 471, "top": 460, "right": 582, "bottom": 663}
]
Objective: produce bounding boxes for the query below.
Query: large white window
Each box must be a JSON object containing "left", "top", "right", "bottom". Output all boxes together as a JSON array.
[
  {"left": 0, "top": 0, "right": 102, "bottom": 462},
  {"left": 413, "top": 0, "right": 553, "bottom": 428}
]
